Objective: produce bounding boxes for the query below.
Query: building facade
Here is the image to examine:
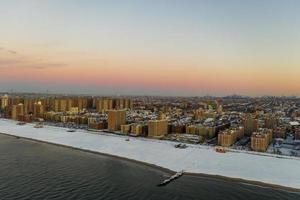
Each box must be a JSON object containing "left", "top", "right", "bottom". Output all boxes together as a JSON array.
[
  {"left": 148, "top": 120, "right": 168, "bottom": 138},
  {"left": 108, "top": 110, "right": 126, "bottom": 131}
]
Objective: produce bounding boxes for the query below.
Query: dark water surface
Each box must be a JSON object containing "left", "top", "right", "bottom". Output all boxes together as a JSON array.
[{"left": 0, "top": 134, "right": 299, "bottom": 200}]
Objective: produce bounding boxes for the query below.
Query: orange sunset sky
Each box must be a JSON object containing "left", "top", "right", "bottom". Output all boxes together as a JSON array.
[{"left": 1, "top": 0, "right": 300, "bottom": 96}]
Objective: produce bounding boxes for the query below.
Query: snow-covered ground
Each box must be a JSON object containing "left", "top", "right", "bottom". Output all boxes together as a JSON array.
[{"left": 0, "top": 119, "right": 300, "bottom": 189}]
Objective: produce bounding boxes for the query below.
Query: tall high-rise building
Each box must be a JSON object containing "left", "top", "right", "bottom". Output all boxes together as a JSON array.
[
  {"left": 264, "top": 115, "right": 278, "bottom": 130},
  {"left": 54, "top": 99, "right": 67, "bottom": 112},
  {"left": 186, "top": 124, "right": 217, "bottom": 139},
  {"left": 1, "top": 95, "right": 9, "bottom": 109},
  {"left": 148, "top": 120, "right": 168, "bottom": 138},
  {"left": 243, "top": 114, "right": 258, "bottom": 136},
  {"left": 218, "top": 127, "right": 244, "bottom": 147},
  {"left": 60, "top": 99, "right": 67, "bottom": 112},
  {"left": 120, "top": 124, "right": 131, "bottom": 134},
  {"left": 108, "top": 110, "right": 126, "bottom": 131},
  {"left": 12, "top": 103, "right": 24, "bottom": 120},
  {"left": 54, "top": 99, "right": 60, "bottom": 112},
  {"left": 194, "top": 108, "right": 204, "bottom": 120},
  {"left": 125, "top": 98, "right": 133, "bottom": 110},
  {"left": 251, "top": 128, "right": 273, "bottom": 152},
  {"left": 33, "top": 101, "right": 44, "bottom": 118},
  {"left": 130, "top": 124, "right": 144, "bottom": 136},
  {"left": 12, "top": 96, "right": 23, "bottom": 105},
  {"left": 96, "top": 98, "right": 113, "bottom": 113},
  {"left": 77, "top": 98, "right": 88, "bottom": 111},
  {"left": 66, "top": 99, "right": 74, "bottom": 111},
  {"left": 24, "top": 98, "right": 36, "bottom": 114},
  {"left": 96, "top": 98, "right": 133, "bottom": 113}
]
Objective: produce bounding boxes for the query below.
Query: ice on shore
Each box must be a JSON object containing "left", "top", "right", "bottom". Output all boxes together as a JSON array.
[{"left": 0, "top": 119, "right": 300, "bottom": 189}]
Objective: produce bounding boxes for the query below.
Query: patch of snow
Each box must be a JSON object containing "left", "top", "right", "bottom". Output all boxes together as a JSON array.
[{"left": 0, "top": 119, "right": 300, "bottom": 189}]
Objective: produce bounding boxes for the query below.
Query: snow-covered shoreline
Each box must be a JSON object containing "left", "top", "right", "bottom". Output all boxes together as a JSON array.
[{"left": 1, "top": 119, "right": 300, "bottom": 190}]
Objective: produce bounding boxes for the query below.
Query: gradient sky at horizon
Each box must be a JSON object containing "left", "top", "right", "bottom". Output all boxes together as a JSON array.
[{"left": 1, "top": 0, "right": 300, "bottom": 96}]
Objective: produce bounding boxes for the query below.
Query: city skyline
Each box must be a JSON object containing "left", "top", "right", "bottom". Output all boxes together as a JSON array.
[
  {"left": 1, "top": 0, "right": 300, "bottom": 96},
  {"left": 1, "top": 1, "right": 300, "bottom": 198}
]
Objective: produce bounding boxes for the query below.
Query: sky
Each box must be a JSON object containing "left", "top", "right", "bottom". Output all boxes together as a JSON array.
[{"left": 1, "top": 0, "right": 300, "bottom": 96}]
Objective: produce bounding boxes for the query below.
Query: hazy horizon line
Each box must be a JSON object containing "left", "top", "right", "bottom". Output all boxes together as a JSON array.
[{"left": 0, "top": 90, "right": 299, "bottom": 99}]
